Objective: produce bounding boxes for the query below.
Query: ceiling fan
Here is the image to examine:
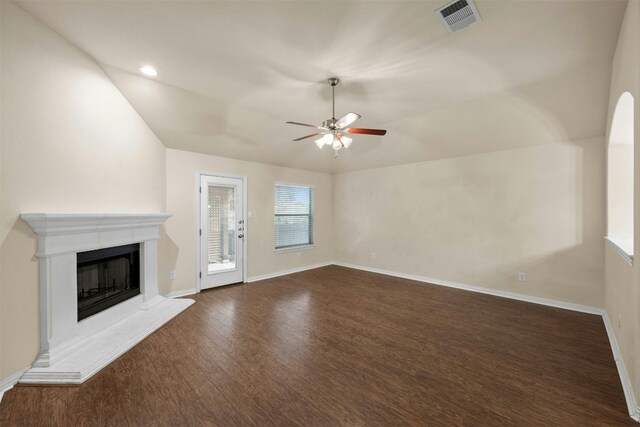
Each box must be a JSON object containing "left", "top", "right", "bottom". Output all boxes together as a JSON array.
[{"left": 286, "top": 78, "right": 387, "bottom": 156}]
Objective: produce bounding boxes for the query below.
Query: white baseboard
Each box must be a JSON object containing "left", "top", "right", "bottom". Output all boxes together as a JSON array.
[
  {"left": 333, "top": 261, "right": 639, "bottom": 421},
  {"left": 165, "top": 288, "right": 197, "bottom": 299},
  {"left": 602, "top": 313, "right": 640, "bottom": 421},
  {"left": 334, "top": 262, "right": 603, "bottom": 315},
  {"left": 165, "top": 261, "right": 336, "bottom": 295},
  {"left": 247, "top": 261, "right": 334, "bottom": 283},
  {"left": 0, "top": 367, "right": 29, "bottom": 403}
]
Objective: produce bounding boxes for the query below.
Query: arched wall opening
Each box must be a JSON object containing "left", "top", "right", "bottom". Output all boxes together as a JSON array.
[{"left": 607, "top": 91, "right": 635, "bottom": 258}]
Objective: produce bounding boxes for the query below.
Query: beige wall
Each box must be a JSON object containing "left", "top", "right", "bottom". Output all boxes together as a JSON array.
[
  {"left": 0, "top": 2, "right": 166, "bottom": 378},
  {"left": 334, "top": 138, "right": 605, "bottom": 308},
  {"left": 161, "top": 149, "right": 334, "bottom": 295},
  {"left": 608, "top": 145, "right": 634, "bottom": 239},
  {"left": 605, "top": 0, "right": 640, "bottom": 405}
]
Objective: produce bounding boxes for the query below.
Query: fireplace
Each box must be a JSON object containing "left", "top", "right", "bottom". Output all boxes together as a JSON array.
[
  {"left": 77, "top": 244, "right": 140, "bottom": 321},
  {"left": 19, "top": 213, "right": 195, "bottom": 384}
]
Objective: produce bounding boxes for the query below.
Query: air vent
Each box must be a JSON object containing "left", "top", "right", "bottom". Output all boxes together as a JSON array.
[{"left": 436, "top": 0, "right": 481, "bottom": 34}]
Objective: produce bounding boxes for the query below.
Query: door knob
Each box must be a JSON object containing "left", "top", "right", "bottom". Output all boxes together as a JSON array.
[{"left": 238, "top": 234, "right": 244, "bottom": 239}]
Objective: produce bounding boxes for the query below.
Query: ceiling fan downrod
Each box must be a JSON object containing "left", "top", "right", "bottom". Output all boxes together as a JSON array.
[{"left": 329, "top": 77, "right": 339, "bottom": 120}]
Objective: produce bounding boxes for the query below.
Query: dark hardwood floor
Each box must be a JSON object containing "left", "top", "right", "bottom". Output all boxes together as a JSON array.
[{"left": 0, "top": 265, "right": 634, "bottom": 426}]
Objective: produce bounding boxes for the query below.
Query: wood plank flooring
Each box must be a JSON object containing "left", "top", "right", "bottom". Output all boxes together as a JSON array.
[{"left": 0, "top": 265, "right": 634, "bottom": 426}]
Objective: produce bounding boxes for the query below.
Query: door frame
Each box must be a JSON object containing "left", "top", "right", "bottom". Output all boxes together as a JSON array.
[{"left": 196, "top": 171, "right": 248, "bottom": 292}]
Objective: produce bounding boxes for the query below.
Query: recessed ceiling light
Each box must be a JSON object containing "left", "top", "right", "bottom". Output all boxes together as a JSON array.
[{"left": 139, "top": 65, "right": 158, "bottom": 77}]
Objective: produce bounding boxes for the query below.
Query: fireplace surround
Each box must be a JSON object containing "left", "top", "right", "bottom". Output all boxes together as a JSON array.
[{"left": 19, "top": 213, "right": 194, "bottom": 384}]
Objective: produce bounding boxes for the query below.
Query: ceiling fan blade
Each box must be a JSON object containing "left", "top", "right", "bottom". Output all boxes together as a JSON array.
[
  {"left": 286, "top": 121, "right": 325, "bottom": 130},
  {"left": 293, "top": 132, "right": 324, "bottom": 142},
  {"left": 347, "top": 128, "right": 387, "bottom": 136},
  {"left": 335, "top": 112, "right": 361, "bottom": 129}
]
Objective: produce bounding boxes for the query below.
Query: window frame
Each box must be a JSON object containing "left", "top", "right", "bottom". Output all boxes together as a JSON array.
[{"left": 274, "top": 182, "right": 315, "bottom": 251}]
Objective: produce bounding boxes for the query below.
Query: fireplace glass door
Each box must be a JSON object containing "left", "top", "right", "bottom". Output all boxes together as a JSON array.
[{"left": 77, "top": 243, "right": 140, "bottom": 320}]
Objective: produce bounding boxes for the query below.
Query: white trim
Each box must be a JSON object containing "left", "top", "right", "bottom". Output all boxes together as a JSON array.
[
  {"left": 247, "top": 261, "right": 334, "bottom": 283},
  {"left": 0, "top": 367, "right": 29, "bottom": 403},
  {"left": 274, "top": 181, "right": 316, "bottom": 189},
  {"left": 274, "top": 244, "right": 316, "bottom": 253},
  {"left": 20, "top": 213, "right": 171, "bottom": 236},
  {"left": 165, "top": 288, "right": 197, "bottom": 299},
  {"left": 602, "top": 313, "right": 640, "bottom": 421},
  {"left": 334, "top": 262, "right": 603, "bottom": 315},
  {"left": 605, "top": 236, "right": 634, "bottom": 265}
]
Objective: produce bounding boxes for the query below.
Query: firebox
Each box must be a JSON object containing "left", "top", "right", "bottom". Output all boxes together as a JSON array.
[{"left": 77, "top": 243, "right": 140, "bottom": 321}]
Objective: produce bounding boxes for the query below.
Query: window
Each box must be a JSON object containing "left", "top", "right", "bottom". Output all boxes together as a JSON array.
[
  {"left": 275, "top": 184, "right": 313, "bottom": 250},
  {"left": 607, "top": 91, "right": 634, "bottom": 263}
]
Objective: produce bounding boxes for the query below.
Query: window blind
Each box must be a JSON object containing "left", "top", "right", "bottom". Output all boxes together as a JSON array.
[{"left": 275, "top": 184, "right": 313, "bottom": 249}]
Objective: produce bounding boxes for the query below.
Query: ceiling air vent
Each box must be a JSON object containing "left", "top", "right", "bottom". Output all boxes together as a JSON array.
[{"left": 436, "top": 0, "right": 481, "bottom": 34}]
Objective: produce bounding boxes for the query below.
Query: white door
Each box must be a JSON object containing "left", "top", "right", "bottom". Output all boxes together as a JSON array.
[{"left": 200, "top": 175, "right": 245, "bottom": 289}]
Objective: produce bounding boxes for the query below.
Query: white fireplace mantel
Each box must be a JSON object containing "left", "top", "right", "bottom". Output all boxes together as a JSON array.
[
  {"left": 19, "top": 213, "right": 194, "bottom": 384},
  {"left": 22, "top": 213, "right": 172, "bottom": 257}
]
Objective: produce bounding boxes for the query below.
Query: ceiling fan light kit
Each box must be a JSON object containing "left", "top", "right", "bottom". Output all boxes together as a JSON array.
[{"left": 286, "top": 77, "right": 387, "bottom": 157}]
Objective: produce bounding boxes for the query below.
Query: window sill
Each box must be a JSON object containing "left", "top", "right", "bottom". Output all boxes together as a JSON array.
[
  {"left": 605, "top": 236, "right": 634, "bottom": 265},
  {"left": 274, "top": 245, "right": 315, "bottom": 254}
]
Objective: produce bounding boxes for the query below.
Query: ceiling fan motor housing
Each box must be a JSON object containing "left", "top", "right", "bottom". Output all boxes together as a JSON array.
[{"left": 323, "top": 118, "right": 338, "bottom": 130}]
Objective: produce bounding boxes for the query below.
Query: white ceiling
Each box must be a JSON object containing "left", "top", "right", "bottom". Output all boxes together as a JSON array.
[{"left": 16, "top": 0, "right": 626, "bottom": 173}]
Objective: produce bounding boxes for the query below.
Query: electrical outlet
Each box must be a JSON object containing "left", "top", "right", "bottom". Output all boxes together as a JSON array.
[
  {"left": 518, "top": 272, "right": 526, "bottom": 282},
  {"left": 170, "top": 271, "right": 176, "bottom": 280}
]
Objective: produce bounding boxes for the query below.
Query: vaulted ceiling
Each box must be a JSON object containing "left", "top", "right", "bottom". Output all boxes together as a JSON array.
[{"left": 16, "top": 0, "right": 626, "bottom": 173}]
